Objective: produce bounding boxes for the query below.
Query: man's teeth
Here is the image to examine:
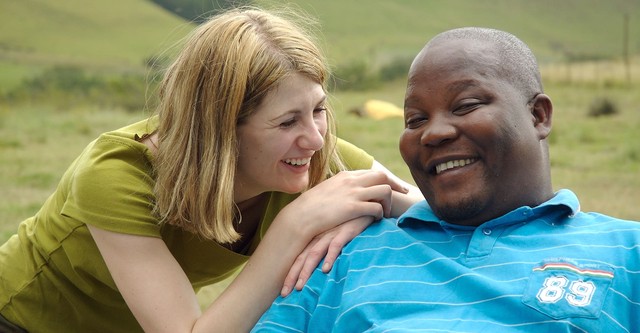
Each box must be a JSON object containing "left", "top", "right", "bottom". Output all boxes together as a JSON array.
[
  {"left": 435, "top": 159, "right": 475, "bottom": 174},
  {"left": 284, "top": 158, "right": 311, "bottom": 166}
]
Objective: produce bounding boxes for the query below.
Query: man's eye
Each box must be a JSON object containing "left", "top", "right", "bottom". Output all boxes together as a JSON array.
[
  {"left": 405, "top": 116, "right": 427, "bottom": 129},
  {"left": 453, "top": 101, "right": 483, "bottom": 115}
]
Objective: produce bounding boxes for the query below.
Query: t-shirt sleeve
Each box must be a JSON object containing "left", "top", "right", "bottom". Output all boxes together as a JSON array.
[
  {"left": 335, "top": 137, "right": 374, "bottom": 171},
  {"left": 60, "top": 135, "right": 160, "bottom": 237}
]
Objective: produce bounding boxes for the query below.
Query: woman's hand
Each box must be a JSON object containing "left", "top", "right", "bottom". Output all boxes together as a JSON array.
[
  {"left": 281, "top": 216, "right": 374, "bottom": 296},
  {"left": 278, "top": 169, "right": 407, "bottom": 238},
  {"left": 272, "top": 169, "right": 411, "bottom": 296}
]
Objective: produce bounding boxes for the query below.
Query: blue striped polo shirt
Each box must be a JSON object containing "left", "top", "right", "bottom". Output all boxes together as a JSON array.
[{"left": 252, "top": 189, "right": 640, "bottom": 332}]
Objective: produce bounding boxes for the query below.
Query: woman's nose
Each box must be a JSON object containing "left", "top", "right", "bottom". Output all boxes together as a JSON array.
[{"left": 298, "top": 120, "right": 325, "bottom": 151}]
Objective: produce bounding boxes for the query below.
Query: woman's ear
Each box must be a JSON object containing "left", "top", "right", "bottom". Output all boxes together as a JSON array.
[{"left": 531, "top": 93, "right": 553, "bottom": 139}]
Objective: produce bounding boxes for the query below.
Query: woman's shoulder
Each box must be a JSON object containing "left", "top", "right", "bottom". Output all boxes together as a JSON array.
[
  {"left": 59, "top": 117, "right": 160, "bottom": 235},
  {"left": 335, "top": 137, "right": 374, "bottom": 170}
]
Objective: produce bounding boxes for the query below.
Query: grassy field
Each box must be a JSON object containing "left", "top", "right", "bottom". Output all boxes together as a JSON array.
[
  {"left": 2, "top": 0, "right": 638, "bottom": 91},
  {"left": 0, "top": 0, "right": 193, "bottom": 92},
  {"left": 259, "top": 0, "right": 640, "bottom": 65}
]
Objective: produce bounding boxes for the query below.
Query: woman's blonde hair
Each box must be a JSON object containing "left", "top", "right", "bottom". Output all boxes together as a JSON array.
[{"left": 153, "top": 7, "right": 344, "bottom": 243}]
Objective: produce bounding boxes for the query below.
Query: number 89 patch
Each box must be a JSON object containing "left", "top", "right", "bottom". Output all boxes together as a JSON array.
[{"left": 522, "top": 260, "right": 614, "bottom": 319}]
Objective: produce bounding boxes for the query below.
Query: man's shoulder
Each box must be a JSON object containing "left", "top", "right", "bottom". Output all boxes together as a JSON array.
[
  {"left": 347, "top": 201, "right": 435, "bottom": 249},
  {"left": 572, "top": 210, "right": 640, "bottom": 227},
  {"left": 359, "top": 218, "right": 403, "bottom": 237},
  {"left": 342, "top": 218, "right": 410, "bottom": 253}
]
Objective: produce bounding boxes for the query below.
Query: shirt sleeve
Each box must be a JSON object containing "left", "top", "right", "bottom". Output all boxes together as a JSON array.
[{"left": 60, "top": 134, "right": 160, "bottom": 237}]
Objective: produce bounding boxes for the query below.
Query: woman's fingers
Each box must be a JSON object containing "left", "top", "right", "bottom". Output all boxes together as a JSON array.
[
  {"left": 320, "top": 216, "right": 373, "bottom": 273},
  {"left": 281, "top": 216, "right": 375, "bottom": 296},
  {"left": 340, "top": 169, "right": 408, "bottom": 194},
  {"left": 293, "top": 234, "right": 333, "bottom": 291},
  {"left": 289, "top": 171, "right": 397, "bottom": 237},
  {"left": 318, "top": 170, "right": 396, "bottom": 218},
  {"left": 281, "top": 237, "right": 317, "bottom": 297},
  {"left": 279, "top": 169, "right": 402, "bottom": 295},
  {"left": 366, "top": 184, "right": 393, "bottom": 218}
]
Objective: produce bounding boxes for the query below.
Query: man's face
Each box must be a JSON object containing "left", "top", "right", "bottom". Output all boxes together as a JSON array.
[{"left": 400, "top": 39, "right": 547, "bottom": 226}]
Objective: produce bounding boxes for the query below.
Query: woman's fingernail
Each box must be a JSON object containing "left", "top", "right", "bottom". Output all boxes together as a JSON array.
[{"left": 322, "top": 262, "right": 330, "bottom": 272}]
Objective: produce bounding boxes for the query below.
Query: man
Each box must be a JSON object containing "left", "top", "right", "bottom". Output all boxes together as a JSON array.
[{"left": 251, "top": 27, "right": 640, "bottom": 332}]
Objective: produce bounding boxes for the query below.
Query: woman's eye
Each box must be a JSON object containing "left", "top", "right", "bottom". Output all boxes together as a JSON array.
[
  {"left": 280, "top": 118, "right": 297, "bottom": 128},
  {"left": 313, "top": 106, "right": 327, "bottom": 115}
]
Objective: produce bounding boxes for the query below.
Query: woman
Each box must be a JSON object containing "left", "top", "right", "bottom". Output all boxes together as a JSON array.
[{"left": 0, "top": 7, "right": 420, "bottom": 333}]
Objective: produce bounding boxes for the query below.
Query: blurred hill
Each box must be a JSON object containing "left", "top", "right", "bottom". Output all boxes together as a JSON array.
[
  {"left": 0, "top": 0, "right": 192, "bottom": 91},
  {"left": 1, "top": 0, "right": 638, "bottom": 91},
  {"left": 260, "top": 0, "right": 639, "bottom": 65},
  {"left": 150, "top": 0, "right": 249, "bottom": 23}
]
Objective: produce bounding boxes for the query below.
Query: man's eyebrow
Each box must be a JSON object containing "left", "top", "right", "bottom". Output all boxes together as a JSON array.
[
  {"left": 404, "top": 80, "right": 483, "bottom": 107},
  {"left": 447, "top": 79, "right": 480, "bottom": 94}
]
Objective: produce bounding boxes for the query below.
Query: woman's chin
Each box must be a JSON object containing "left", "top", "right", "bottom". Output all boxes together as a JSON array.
[{"left": 277, "top": 182, "right": 309, "bottom": 194}]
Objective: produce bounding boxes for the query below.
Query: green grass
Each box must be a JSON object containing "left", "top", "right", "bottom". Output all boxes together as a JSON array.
[
  {"left": 258, "top": 0, "right": 640, "bottom": 66},
  {"left": 0, "top": 0, "right": 193, "bottom": 88},
  {"left": 3, "top": 0, "right": 639, "bottom": 90}
]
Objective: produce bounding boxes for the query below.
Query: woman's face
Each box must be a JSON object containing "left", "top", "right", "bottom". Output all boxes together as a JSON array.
[{"left": 235, "top": 73, "right": 328, "bottom": 202}]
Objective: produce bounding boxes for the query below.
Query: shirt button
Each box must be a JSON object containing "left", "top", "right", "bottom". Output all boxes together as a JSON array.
[{"left": 482, "top": 228, "right": 492, "bottom": 236}]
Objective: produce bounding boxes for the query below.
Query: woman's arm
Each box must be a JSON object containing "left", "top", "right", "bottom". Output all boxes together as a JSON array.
[
  {"left": 88, "top": 226, "right": 202, "bottom": 332},
  {"left": 90, "top": 169, "right": 404, "bottom": 333},
  {"left": 282, "top": 160, "right": 424, "bottom": 294}
]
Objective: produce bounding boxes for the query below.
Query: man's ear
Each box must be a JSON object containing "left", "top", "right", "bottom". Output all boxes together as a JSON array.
[{"left": 531, "top": 93, "right": 553, "bottom": 139}]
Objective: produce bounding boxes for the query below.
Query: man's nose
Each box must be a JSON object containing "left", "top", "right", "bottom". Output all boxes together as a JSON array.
[{"left": 420, "top": 115, "right": 458, "bottom": 146}]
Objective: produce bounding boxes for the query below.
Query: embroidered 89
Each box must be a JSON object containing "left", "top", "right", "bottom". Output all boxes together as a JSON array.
[{"left": 536, "top": 276, "right": 595, "bottom": 307}]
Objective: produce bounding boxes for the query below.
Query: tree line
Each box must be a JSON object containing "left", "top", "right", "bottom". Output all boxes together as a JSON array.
[{"left": 150, "top": 0, "right": 251, "bottom": 23}]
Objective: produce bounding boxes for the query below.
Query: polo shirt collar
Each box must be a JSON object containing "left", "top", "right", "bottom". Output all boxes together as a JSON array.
[{"left": 397, "top": 189, "right": 580, "bottom": 227}]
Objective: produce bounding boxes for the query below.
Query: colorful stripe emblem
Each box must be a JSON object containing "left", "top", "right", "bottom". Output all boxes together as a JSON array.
[{"left": 533, "top": 262, "right": 614, "bottom": 279}]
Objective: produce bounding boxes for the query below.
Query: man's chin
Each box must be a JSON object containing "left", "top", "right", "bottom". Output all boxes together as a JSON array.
[{"left": 433, "top": 199, "right": 484, "bottom": 226}]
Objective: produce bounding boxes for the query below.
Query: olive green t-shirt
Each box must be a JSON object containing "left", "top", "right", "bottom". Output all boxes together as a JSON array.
[{"left": 0, "top": 117, "right": 373, "bottom": 332}]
